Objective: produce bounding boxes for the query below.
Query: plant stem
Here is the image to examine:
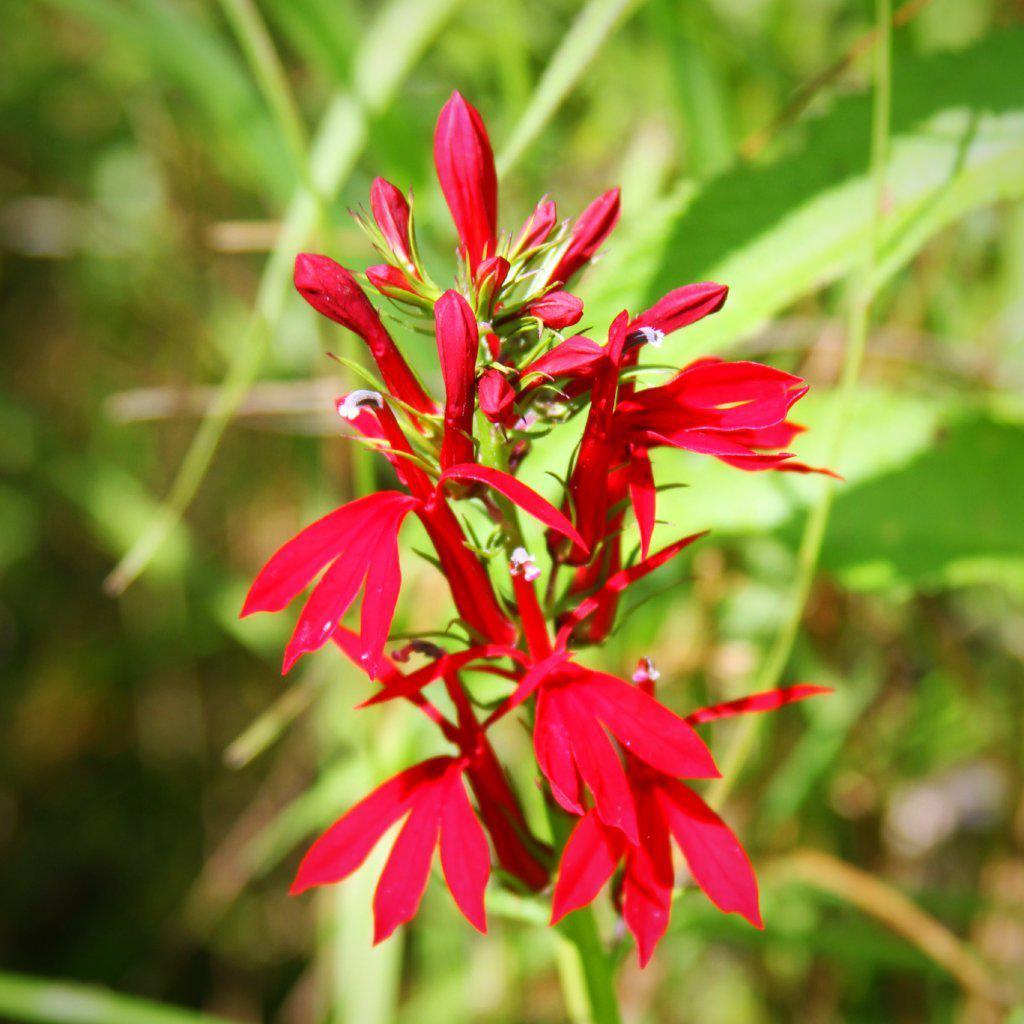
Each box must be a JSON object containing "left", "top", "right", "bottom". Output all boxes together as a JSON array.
[
  {"left": 708, "top": 0, "right": 893, "bottom": 809},
  {"left": 555, "top": 910, "right": 624, "bottom": 1024}
]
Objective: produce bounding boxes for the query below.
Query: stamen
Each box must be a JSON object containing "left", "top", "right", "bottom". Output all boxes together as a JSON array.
[
  {"left": 509, "top": 547, "right": 541, "bottom": 582},
  {"left": 632, "top": 656, "right": 660, "bottom": 685},
  {"left": 337, "top": 389, "right": 384, "bottom": 420},
  {"left": 627, "top": 326, "right": 665, "bottom": 349}
]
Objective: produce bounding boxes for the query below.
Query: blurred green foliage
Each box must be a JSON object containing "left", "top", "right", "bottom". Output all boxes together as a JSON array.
[{"left": 2, "top": 0, "right": 1023, "bottom": 1022}]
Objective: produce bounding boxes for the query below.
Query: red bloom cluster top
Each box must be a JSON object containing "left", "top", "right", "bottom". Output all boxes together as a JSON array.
[{"left": 242, "top": 91, "right": 832, "bottom": 964}]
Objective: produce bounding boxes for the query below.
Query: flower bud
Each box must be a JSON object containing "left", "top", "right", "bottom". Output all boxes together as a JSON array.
[
  {"left": 513, "top": 198, "right": 557, "bottom": 253},
  {"left": 547, "top": 188, "right": 620, "bottom": 286},
  {"left": 478, "top": 368, "right": 517, "bottom": 427},
  {"left": 434, "top": 289, "right": 479, "bottom": 468},
  {"left": 528, "top": 290, "right": 584, "bottom": 330},
  {"left": 370, "top": 177, "right": 418, "bottom": 275},
  {"left": 434, "top": 91, "right": 497, "bottom": 274},
  {"left": 294, "top": 254, "right": 435, "bottom": 415}
]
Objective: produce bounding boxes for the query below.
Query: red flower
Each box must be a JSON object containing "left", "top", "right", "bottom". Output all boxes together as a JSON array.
[
  {"left": 370, "top": 177, "right": 418, "bottom": 276},
  {"left": 435, "top": 290, "right": 480, "bottom": 468},
  {"left": 241, "top": 490, "right": 419, "bottom": 677},
  {"left": 292, "top": 756, "right": 491, "bottom": 942},
  {"left": 434, "top": 91, "right": 498, "bottom": 274},
  {"left": 528, "top": 290, "right": 584, "bottom": 330},
  {"left": 293, "top": 254, "right": 435, "bottom": 415},
  {"left": 548, "top": 188, "right": 620, "bottom": 286},
  {"left": 551, "top": 684, "right": 829, "bottom": 965}
]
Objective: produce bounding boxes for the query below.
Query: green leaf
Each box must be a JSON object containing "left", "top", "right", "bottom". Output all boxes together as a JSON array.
[
  {"left": 807, "top": 413, "right": 1024, "bottom": 592},
  {"left": 585, "top": 30, "right": 1024, "bottom": 354}
]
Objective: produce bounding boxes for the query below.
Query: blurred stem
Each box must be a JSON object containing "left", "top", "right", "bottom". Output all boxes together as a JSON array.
[
  {"left": 555, "top": 911, "right": 623, "bottom": 1024},
  {"left": 0, "top": 971, "right": 236, "bottom": 1024},
  {"left": 217, "top": 0, "right": 314, "bottom": 194},
  {"left": 105, "top": 0, "right": 463, "bottom": 595},
  {"left": 708, "top": 0, "right": 892, "bottom": 809}
]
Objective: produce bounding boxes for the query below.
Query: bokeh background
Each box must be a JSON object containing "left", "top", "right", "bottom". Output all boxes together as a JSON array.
[{"left": 3, "top": 0, "right": 1024, "bottom": 1021}]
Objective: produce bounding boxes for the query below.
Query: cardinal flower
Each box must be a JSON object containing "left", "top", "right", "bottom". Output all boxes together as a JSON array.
[
  {"left": 551, "top": 683, "right": 830, "bottom": 965},
  {"left": 292, "top": 756, "right": 491, "bottom": 942}
]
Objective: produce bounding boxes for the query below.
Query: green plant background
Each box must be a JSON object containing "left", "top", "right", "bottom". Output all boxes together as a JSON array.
[{"left": 2, "top": 0, "right": 1023, "bottom": 1021}]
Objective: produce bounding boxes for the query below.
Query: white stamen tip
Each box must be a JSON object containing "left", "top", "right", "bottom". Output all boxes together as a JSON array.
[
  {"left": 510, "top": 547, "right": 540, "bottom": 581},
  {"left": 337, "top": 389, "right": 384, "bottom": 420},
  {"left": 638, "top": 326, "right": 665, "bottom": 348},
  {"left": 632, "top": 656, "right": 660, "bottom": 685}
]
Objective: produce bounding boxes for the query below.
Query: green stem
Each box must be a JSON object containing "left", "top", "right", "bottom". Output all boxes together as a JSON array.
[
  {"left": 555, "top": 910, "right": 623, "bottom": 1024},
  {"left": 708, "top": 0, "right": 892, "bottom": 809}
]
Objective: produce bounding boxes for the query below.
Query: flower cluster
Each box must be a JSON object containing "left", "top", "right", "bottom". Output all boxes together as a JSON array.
[{"left": 242, "top": 91, "right": 831, "bottom": 963}]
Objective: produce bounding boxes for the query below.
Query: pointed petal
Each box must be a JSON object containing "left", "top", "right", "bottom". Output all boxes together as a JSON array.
[
  {"left": 440, "top": 463, "right": 588, "bottom": 553},
  {"left": 630, "top": 282, "right": 728, "bottom": 336},
  {"left": 439, "top": 765, "right": 490, "bottom": 933},
  {"left": 372, "top": 781, "right": 444, "bottom": 943},
  {"left": 556, "top": 533, "right": 707, "bottom": 647},
  {"left": 561, "top": 687, "right": 639, "bottom": 843},
  {"left": 291, "top": 759, "right": 446, "bottom": 894},
  {"left": 622, "top": 787, "right": 674, "bottom": 967},
  {"left": 659, "top": 779, "right": 762, "bottom": 928},
  {"left": 281, "top": 534, "right": 374, "bottom": 674},
  {"left": 686, "top": 684, "right": 832, "bottom": 726},
  {"left": 359, "top": 505, "right": 415, "bottom": 677},
  {"left": 524, "top": 335, "right": 607, "bottom": 385},
  {"left": 628, "top": 447, "right": 656, "bottom": 559},
  {"left": 435, "top": 290, "right": 478, "bottom": 468},
  {"left": 242, "top": 492, "right": 395, "bottom": 616},
  {"left": 582, "top": 671, "right": 719, "bottom": 780},
  {"left": 533, "top": 685, "right": 584, "bottom": 815},
  {"left": 550, "top": 810, "right": 625, "bottom": 924}
]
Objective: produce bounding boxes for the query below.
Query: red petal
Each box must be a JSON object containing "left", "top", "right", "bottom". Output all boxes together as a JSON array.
[
  {"left": 372, "top": 780, "right": 444, "bottom": 944},
  {"left": 622, "top": 786, "right": 674, "bottom": 967},
  {"left": 358, "top": 512, "right": 410, "bottom": 678},
  {"left": 478, "top": 368, "right": 517, "bottom": 427},
  {"left": 550, "top": 810, "right": 625, "bottom": 924},
  {"left": 439, "top": 764, "right": 490, "bottom": 933},
  {"left": 658, "top": 779, "right": 762, "bottom": 928},
  {"left": 435, "top": 290, "right": 479, "bottom": 469},
  {"left": 581, "top": 671, "right": 719, "bottom": 780},
  {"left": 282, "top": 542, "right": 370, "bottom": 674},
  {"left": 440, "top": 463, "right": 589, "bottom": 553},
  {"left": 686, "top": 684, "right": 832, "bottom": 726},
  {"left": 534, "top": 684, "right": 584, "bottom": 815},
  {"left": 524, "top": 335, "right": 607, "bottom": 385},
  {"left": 630, "top": 282, "right": 728, "bottom": 336},
  {"left": 557, "top": 533, "right": 707, "bottom": 647},
  {"left": 433, "top": 91, "right": 497, "bottom": 273},
  {"left": 290, "top": 758, "right": 446, "bottom": 895},
  {"left": 561, "top": 686, "right": 639, "bottom": 843},
  {"left": 242, "top": 492, "right": 401, "bottom": 616},
  {"left": 628, "top": 447, "right": 656, "bottom": 559}
]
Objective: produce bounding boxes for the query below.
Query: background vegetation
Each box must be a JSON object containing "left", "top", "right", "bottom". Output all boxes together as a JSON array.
[{"left": 2, "top": 0, "right": 1023, "bottom": 1020}]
